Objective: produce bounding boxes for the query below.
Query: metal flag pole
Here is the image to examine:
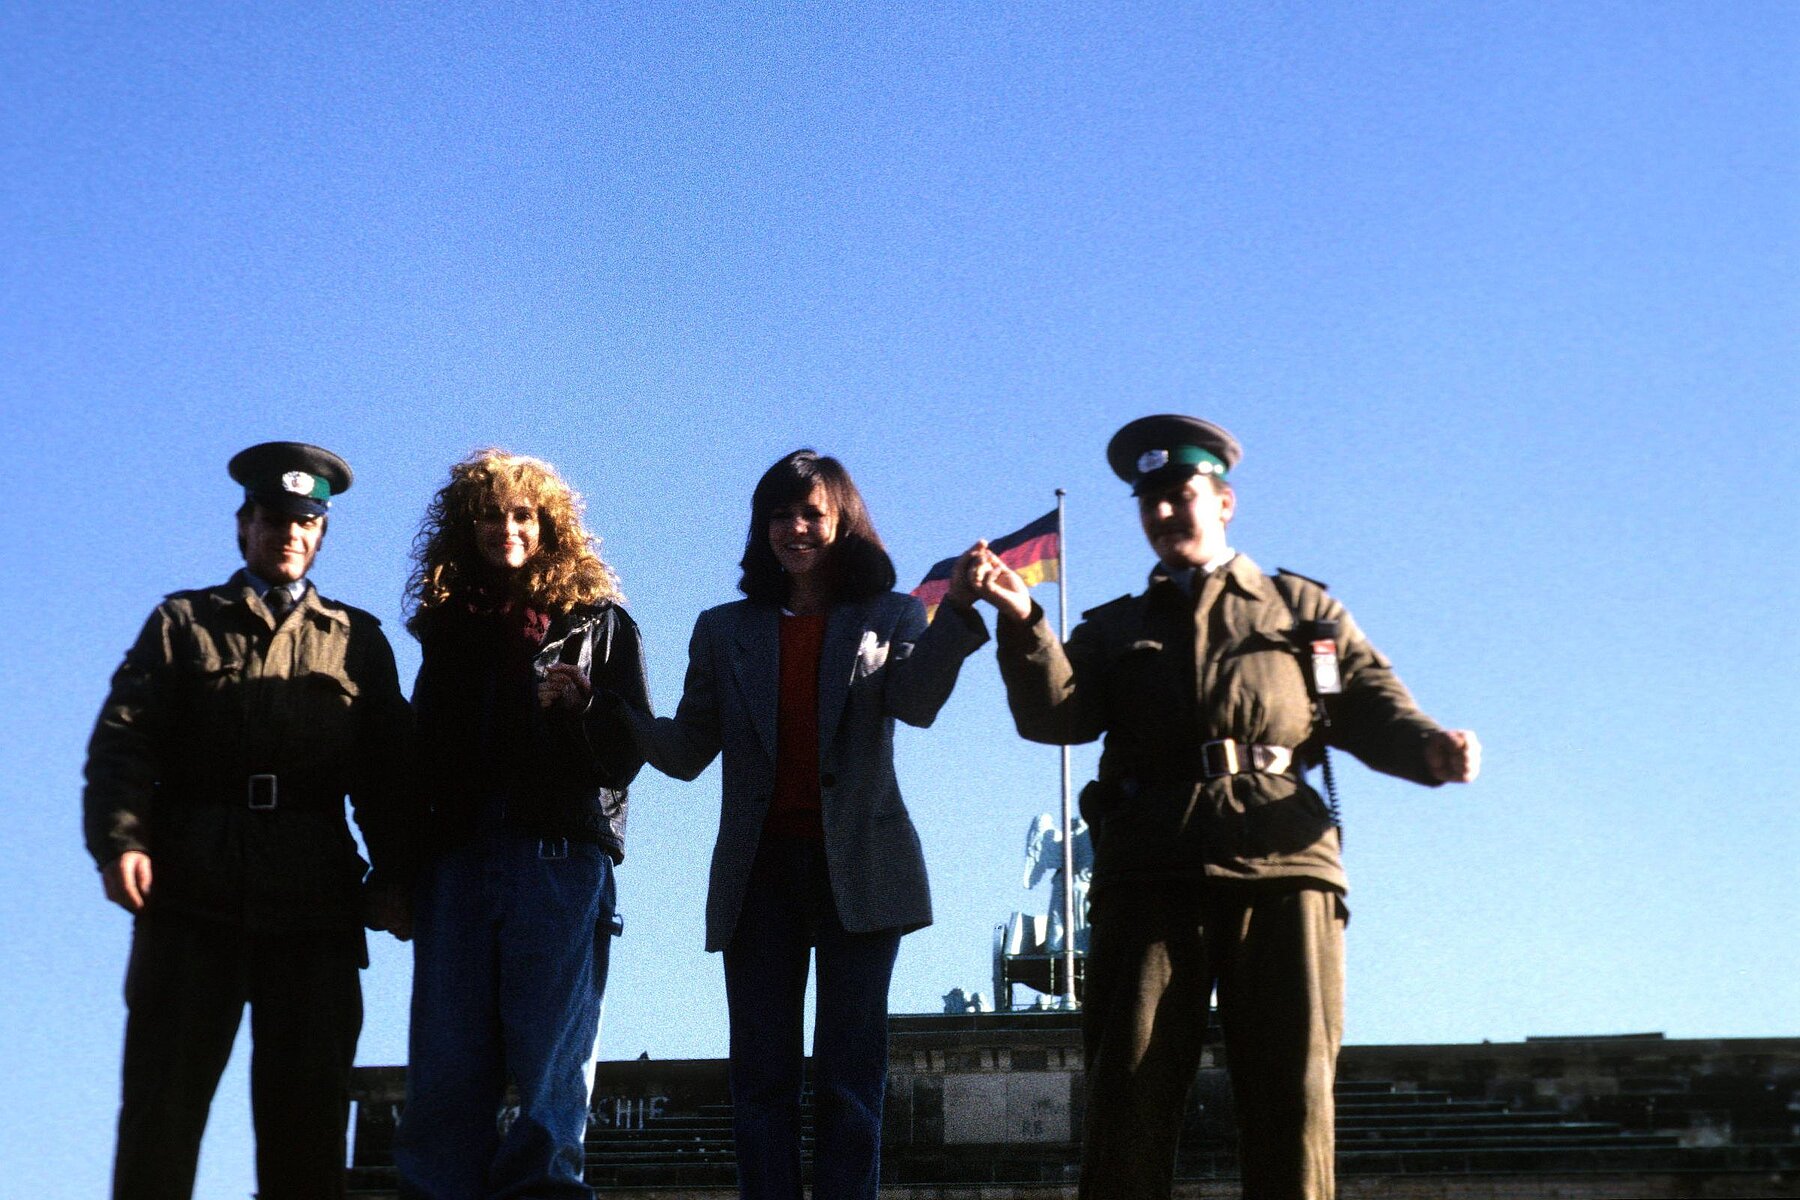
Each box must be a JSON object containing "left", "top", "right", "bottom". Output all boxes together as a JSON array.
[{"left": 1055, "top": 488, "right": 1077, "bottom": 1008}]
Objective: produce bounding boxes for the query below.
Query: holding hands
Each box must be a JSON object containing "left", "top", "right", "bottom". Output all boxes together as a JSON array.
[{"left": 951, "top": 541, "right": 1034, "bottom": 622}]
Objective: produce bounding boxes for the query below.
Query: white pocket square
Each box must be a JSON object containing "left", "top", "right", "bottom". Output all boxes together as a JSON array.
[{"left": 857, "top": 630, "right": 891, "bottom": 674}]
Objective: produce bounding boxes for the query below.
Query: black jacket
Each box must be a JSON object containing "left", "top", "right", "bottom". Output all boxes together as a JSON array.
[{"left": 412, "top": 601, "right": 650, "bottom": 863}]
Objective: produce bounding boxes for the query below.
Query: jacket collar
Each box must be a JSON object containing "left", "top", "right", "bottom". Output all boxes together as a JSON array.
[
  {"left": 730, "top": 596, "right": 873, "bottom": 763},
  {"left": 297, "top": 585, "right": 348, "bottom": 628},
  {"left": 1146, "top": 551, "right": 1272, "bottom": 611},
  {"left": 223, "top": 569, "right": 348, "bottom": 630},
  {"left": 1220, "top": 551, "right": 1273, "bottom": 602},
  {"left": 537, "top": 603, "right": 610, "bottom": 670}
]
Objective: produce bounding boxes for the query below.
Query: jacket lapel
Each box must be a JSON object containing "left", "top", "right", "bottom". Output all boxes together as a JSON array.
[
  {"left": 731, "top": 605, "right": 781, "bottom": 763},
  {"left": 816, "top": 598, "right": 871, "bottom": 754}
]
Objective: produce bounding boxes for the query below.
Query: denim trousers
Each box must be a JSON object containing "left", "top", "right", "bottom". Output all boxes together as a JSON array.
[
  {"left": 395, "top": 829, "right": 616, "bottom": 1200},
  {"left": 722, "top": 834, "right": 902, "bottom": 1200}
]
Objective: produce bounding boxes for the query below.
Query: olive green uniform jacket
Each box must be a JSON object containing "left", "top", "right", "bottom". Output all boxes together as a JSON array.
[
  {"left": 83, "top": 573, "right": 411, "bottom": 932},
  {"left": 995, "top": 553, "right": 1442, "bottom": 893}
]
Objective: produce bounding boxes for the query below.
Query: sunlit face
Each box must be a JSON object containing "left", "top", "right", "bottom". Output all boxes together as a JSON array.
[
  {"left": 239, "top": 504, "right": 325, "bottom": 584},
  {"left": 768, "top": 484, "right": 839, "bottom": 580},
  {"left": 475, "top": 494, "right": 541, "bottom": 571},
  {"left": 1137, "top": 474, "right": 1234, "bottom": 570}
]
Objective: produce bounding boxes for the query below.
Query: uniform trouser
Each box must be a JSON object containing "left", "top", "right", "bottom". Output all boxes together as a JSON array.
[
  {"left": 1078, "top": 881, "right": 1346, "bottom": 1200},
  {"left": 395, "top": 830, "right": 616, "bottom": 1200},
  {"left": 721, "top": 834, "right": 903, "bottom": 1200},
  {"left": 112, "top": 909, "right": 364, "bottom": 1200}
]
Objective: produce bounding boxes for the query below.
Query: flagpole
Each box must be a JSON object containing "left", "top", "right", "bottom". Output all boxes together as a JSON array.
[{"left": 1055, "top": 488, "right": 1077, "bottom": 1008}]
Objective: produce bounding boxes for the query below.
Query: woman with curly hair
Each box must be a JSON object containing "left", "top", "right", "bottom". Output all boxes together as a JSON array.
[
  {"left": 393, "top": 449, "right": 649, "bottom": 1200},
  {"left": 618, "top": 449, "right": 988, "bottom": 1200}
]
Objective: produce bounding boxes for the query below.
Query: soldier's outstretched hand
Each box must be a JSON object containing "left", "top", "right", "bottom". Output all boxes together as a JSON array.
[
  {"left": 102, "top": 849, "right": 153, "bottom": 913},
  {"left": 1426, "top": 729, "right": 1482, "bottom": 783}
]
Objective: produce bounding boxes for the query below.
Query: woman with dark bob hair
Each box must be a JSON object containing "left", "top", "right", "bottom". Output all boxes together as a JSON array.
[
  {"left": 393, "top": 449, "right": 649, "bottom": 1200},
  {"left": 620, "top": 449, "right": 988, "bottom": 1200}
]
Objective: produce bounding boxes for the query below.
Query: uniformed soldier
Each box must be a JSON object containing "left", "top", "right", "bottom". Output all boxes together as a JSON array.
[
  {"left": 83, "top": 442, "right": 412, "bottom": 1200},
  {"left": 963, "top": 415, "right": 1480, "bottom": 1200}
]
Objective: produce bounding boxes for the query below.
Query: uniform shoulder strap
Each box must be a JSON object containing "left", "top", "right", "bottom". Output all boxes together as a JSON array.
[
  {"left": 1271, "top": 568, "right": 1327, "bottom": 621},
  {"left": 1079, "top": 593, "right": 1137, "bottom": 622}
]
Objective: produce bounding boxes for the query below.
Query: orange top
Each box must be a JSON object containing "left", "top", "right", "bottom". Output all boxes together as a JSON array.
[{"left": 767, "top": 612, "right": 827, "bottom": 841}]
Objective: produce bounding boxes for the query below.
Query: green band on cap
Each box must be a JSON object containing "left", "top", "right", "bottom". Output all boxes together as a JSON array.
[
  {"left": 1169, "top": 445, "right": 1228, "bottom": 477},
  {"left": 1136, "top": 444, "right": 1229, "bottom": 480}
]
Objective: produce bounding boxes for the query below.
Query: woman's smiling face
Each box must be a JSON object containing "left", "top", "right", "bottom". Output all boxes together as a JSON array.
[
  {"left": 767, "top": 483, "right": 838, "bottom": 581},
  {"left": 475, "top": 494, "right": 541, "bottom": 571}
]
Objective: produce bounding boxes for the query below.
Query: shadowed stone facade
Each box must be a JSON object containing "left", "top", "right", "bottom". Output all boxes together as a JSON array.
[{"left": 346, "top": 1019, "right": 1800, "bottom": 1198}]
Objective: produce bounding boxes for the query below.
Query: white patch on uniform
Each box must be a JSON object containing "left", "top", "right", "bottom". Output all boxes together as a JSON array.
[
  {"left": 1136, "top": 449, "right": 1169, "bottom": 474},
  {"left": 281, "top": 470, "right": 315, "bottom": 496}
]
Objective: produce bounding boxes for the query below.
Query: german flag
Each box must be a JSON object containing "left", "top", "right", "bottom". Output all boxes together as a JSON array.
[{"left": 912, "top": 509, "right": 1060, "bottom": 620}]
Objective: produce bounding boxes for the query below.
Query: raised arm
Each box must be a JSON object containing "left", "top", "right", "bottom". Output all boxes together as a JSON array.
[
  {"left": 993, "top": 602, "right": 1108, "bottom": 746},
  {"left": 970, "top": 543, "right": 1106, "bottom": 746},
  {"left": 882, "top": 594, "right": 990, "bottom": 729}
]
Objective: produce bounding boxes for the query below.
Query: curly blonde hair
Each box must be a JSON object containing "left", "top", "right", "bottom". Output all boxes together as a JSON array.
[{"left": 406, "top": 449, "right": 622, "bottom": 636}]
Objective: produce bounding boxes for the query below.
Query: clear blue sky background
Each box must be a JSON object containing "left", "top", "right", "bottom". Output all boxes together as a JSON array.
[{"left": 3, "top": 3, "right": 1795, "bottom": 1196}]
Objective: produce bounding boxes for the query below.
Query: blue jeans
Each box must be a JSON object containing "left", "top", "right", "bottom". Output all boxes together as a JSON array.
[
  {"left": 722, "top": 835, "right": 902, "bottom": 1200},
  {"left": 396, "top": 830, "right": 616, "bottom": 1200}
]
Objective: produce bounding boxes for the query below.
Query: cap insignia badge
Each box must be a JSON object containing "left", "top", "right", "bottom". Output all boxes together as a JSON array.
[
  {"left": 281, "top": 471, "right": 314, "bottom": 496},
  {"left": 1136, "top": 449, "right": 1169, "bottom": 475}
]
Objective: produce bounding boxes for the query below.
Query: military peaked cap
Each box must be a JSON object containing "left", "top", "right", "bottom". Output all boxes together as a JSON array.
[
  {"left": 228, "top": 442, "right": 353, "bottom": 518},
  {"left": 1106, "top": 414, "right": 1242, "bottom": 495}
]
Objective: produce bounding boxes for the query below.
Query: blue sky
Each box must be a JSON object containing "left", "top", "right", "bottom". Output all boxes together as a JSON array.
[{"left": 3, "top": 3, "right": 1796, "bottom": 1196}]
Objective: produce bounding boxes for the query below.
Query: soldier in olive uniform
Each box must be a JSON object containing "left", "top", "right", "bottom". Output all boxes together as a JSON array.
[
  {"left": 83, "top": 442, "right": 411, "bottom": 1200},
  {"left": 964, "top": 416, "right": 1480, "bottom": 1200}
]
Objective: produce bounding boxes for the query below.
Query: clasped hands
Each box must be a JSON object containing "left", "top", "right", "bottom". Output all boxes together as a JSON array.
[{"left": 944, "top": 541, "right": 1034, "bottom": 622}]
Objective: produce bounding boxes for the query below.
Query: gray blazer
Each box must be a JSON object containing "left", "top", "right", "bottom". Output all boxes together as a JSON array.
[{"left": 627, "top": 592, "right": 988, "bottom": 952}]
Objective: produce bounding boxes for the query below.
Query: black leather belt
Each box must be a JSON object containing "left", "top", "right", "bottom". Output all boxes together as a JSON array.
[
  {"left": 1199, "top": 739, "right": 1296, "bottom": 781},
  {"left": 179, "top": 774, "right": 345, "bottom": 811},
  {"left": 1123, "top": 741, "right": 1301, "bottom": 789}
]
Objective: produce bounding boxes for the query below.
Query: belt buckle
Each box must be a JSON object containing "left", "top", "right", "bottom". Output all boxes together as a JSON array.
[
  {"left": 247, "top": 774, "right": 278, "bottom": 810},
  {"left": 1200, "top": 739, "right": 1239, "bottom": 780}
]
